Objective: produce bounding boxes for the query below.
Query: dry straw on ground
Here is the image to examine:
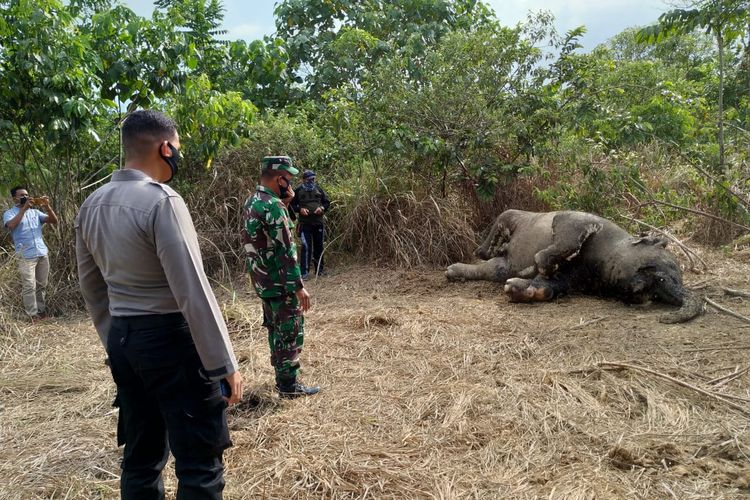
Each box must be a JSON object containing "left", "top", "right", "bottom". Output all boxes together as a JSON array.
[{"left": 3, "top": 249, "right": 750, "bottom": 498}]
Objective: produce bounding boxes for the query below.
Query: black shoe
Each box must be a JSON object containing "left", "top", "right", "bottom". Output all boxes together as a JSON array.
[{"left": 276, "top": 381, "right": 321, "bottom": 399}]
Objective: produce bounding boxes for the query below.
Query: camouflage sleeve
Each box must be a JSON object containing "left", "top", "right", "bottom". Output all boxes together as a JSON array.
[
  {"left": 267, "top": 201, "right": 304, "bottom": 294},
  {"left": 241, "top": 203, "right": 255, "bottom": 270}
]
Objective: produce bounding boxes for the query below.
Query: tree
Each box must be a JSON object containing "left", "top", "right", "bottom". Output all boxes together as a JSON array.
[
  {"left": 326, "top": 19, "right": 563, "bottom": 196},
  {"left": 0, "top": 0, "right": 108, "bottom": 203},
  {"left": 638, "top": 0, "right": 750, "bottom": 171},
  {"left": 167, "top": 74, "right": 257, "bottom": 168},
  {"left": 274, "top": 0, "right": 495, "bottom": 97},
  {"left": 88, "top": 4, "right": 190, "bottom": 110},
  {"left": 211, "top": 37, "right": 295, "bottom": 110},
  {"left": 155, "top": 0, "right": 227, "bottom": 78}
]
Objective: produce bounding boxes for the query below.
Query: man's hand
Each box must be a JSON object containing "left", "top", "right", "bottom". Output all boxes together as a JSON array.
[
  {"left": 314, "top": 207, "right": 323, "bottom": 215},
  {"left": 223, "top": 370, "right": 244, "bottom": 405},
  {"left": 296, "top": 287, "right": 311, "bottom": 312},
  {"left": 21, "top": 198, "right": 33, "bottom": 211},
  {"left": 282, "top": 186, "right": 295, "bottom": 207},
  {"left": 39, "top": 196, "right": 50, "bottom": 209},
  {"left": 300, "top": 208, "right": 310, "bottom": 216}
]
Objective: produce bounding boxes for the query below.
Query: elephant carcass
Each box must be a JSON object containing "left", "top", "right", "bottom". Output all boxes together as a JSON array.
[{"left": 445, "top": 210, "right": 703, "bottom": 323}]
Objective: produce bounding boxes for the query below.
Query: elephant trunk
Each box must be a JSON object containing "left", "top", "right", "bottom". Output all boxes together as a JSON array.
[{"left": 659, "top": 289, "right": 704, "bottom": 324}]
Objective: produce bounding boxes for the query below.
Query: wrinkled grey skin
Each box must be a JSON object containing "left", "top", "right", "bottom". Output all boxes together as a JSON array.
[{"left": 446, "top": 210, "right": 703, "bottom": 323}]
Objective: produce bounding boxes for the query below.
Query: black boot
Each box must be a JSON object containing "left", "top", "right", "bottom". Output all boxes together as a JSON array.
[{"left": 276, "top": 379, "right": 321, "bottom": 399}]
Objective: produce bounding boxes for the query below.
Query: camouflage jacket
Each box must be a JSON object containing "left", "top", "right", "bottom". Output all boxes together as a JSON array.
[{"left": 242, "top": 186, "right": 304, "bottom": 298}]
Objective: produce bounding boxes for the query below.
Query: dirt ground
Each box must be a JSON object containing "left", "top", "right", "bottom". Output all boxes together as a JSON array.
[{"left": 3, "top": 248, "right": 750, "bottom": 499}]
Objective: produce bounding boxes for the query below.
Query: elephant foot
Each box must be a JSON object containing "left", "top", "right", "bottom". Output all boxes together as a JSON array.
[
  {"left": 504, "top": 278, "right": 553, "bottom": 303},
  {"left": 445, "top": 264, "right": 465, "bottom": 282}
]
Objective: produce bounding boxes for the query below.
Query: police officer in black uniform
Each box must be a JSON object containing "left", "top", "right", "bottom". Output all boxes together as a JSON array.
[{"left": 291, "top": 170, "right": 330, "bottom": 279}]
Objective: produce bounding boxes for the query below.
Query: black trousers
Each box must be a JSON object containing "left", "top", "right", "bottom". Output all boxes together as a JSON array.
[
  {"left": 300, "top": 223, "right": 325, "bottom": 275},
  {"left": 108, "top": 313, "right": 232, "bottom": 500}
]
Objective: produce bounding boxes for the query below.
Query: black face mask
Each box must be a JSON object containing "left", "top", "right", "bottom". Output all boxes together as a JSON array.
[
  {"left": 18, "top": 195, "right": 28, "bottom": 206},
  {"left": 159, "top": 142, "right": 180, "bottom": 183}
]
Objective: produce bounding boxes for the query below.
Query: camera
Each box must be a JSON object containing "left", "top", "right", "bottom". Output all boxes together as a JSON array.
[{"left": 19, "top": 196, "right": 45, "bottom": 206}]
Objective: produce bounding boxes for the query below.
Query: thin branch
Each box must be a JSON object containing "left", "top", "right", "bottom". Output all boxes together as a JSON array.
[
  {"left": 659, "top": 137, "right": 750, "bottom": 213},
  {"left": 617, "top": 213, "right": 708, "bottom": 272},
  {"left": 79, "top": 172, "right": 114, "bottom": 192},
  {"left": 684, "top": 345, "right": 750, "bottom": 353},
  {"left": 707, "top": 366, "right": 739, "bottom": 385},
  {"left": 646, "top": 199, "right": 750, "bottom": 232},
  {"left": 705, "top": 297, "right": 750, "bottom": 325},
  {"left": 79, "top": 155, "right": 119, "bottom": 187},
  {"left": 596, "top": 361, "right": 750, "bottom": 416},
  {"left": 713, "top": 366, "right": 750, "bottom": 389},
  {"left": 723, "top": 287, "right": 750, "bottom": 299},
  {"left": 570, "top": 316, "right": 607, "bottom": 330}
]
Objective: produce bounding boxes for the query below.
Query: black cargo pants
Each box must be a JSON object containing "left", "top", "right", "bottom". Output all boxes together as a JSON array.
[
  {"left": 299, "top": 223, "right": 325, "bottom": 276},
  {"left": 107, "top": 313, "right": 232, "bottom": 500}
]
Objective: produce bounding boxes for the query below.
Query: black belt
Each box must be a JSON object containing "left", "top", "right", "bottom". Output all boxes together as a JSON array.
[{"left": 111, "top": 312, "right": 185, "bottom": 330}]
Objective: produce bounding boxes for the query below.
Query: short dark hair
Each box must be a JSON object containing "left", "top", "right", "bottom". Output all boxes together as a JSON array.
[
  {"left": 261, "top": 169, "right": 282, "bottom": 180},
  {"left": 121, "top": 110, "right": 178, "bottom": 160},
  {"left": 10, "top": 185, "right": 26, "bottom": 197}
]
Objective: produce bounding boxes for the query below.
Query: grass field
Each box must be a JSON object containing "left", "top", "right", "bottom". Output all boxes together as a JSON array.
[{"left": 2, "top": 251, "right": 750, "bottom": 499}]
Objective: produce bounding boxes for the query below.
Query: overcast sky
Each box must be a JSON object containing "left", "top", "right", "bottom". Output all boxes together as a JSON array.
[{"left": 122, "top": 0, "right": 669, "bottom": 49}]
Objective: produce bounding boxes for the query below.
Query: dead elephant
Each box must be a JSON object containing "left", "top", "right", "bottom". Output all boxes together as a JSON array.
[{"left": 446, "top": 210, "right": 703, "bottom": 323}]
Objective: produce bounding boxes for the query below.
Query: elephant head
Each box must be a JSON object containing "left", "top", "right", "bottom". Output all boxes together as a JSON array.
[{"left": 625, "top": 238, "right": 703, "bottom": 323}]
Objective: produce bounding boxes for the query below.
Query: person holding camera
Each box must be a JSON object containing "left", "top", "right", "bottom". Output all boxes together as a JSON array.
[
  {"left": 3, "top": 186, "right": 58, "bottom": 321},
  {"left": 242, "top": 156, "right": 320, "bottom": 398},
  {"left": 290, "top": 170, "right": 330, "bottom": 279},
  {"left": 75, "top": 110, "right": 242, "bottom": 499}
]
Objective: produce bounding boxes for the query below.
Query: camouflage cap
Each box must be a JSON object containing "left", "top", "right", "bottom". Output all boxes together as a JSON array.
[{"left": 261, "top": 156, "right": 299, "bottom": 175}]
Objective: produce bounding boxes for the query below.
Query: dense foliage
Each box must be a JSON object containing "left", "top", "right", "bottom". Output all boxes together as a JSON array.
[{"left": 2, "top": 0, "right": 750, "bottom": 294}]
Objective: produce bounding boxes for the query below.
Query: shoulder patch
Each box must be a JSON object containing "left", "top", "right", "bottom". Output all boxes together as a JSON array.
[{"left": 146, "top": 180, "right": 179, "bottom": 198}]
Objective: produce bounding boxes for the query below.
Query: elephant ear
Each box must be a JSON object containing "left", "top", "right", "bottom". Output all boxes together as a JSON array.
[{"left": 630, "top": 236, "right": 668, "bottom": 248}]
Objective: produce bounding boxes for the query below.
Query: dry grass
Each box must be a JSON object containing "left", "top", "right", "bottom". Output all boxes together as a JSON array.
[
  {"left": 337, "top": 192, "right": 477, "bottom": 267},
  {"left": 3, "top": 249, "right": 750, "bottom": 498},
  {"left": 0, "top": 249, "right": 22, "bottom": 336}
]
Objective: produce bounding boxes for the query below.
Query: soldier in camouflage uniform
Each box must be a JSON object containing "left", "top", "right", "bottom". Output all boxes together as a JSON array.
[{"left": 242, "top": 156, "right": 320, "bottom": 398}]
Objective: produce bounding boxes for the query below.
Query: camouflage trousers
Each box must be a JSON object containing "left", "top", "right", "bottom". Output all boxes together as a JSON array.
[{"left": 262, "top": 294, "right": 304, "bottom": 382}]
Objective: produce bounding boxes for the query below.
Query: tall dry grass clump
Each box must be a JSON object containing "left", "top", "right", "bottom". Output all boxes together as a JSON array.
[
  {"left": 0, "top": 250, "right": 21, "bottom": 334},
  {"left": 335, "top": 191, "right": 477, "bottom": 267},
  {"left": 462, "top": 176, "right": 551, "bottom": 230},
  {"left": 0, "top": 225, "right": 83, "bottom": 328}
]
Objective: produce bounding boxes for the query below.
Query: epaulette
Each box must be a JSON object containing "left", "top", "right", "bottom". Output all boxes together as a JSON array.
[{"left": 146, "top": 180, "right": 179, "bottom": 198}]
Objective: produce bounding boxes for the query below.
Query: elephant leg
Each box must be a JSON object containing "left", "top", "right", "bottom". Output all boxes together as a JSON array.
[
  {"left": 534, "top": 214, "right": 603, "bottom": 277},
  {"left": 475, "top": 217, "right": 512, "bottom": 260},
  {"left": 446, "top": 257, "right": 511, "bottom": 282},
  {"left": 504, "top": 274, "right": 571, "bottom": 303}
]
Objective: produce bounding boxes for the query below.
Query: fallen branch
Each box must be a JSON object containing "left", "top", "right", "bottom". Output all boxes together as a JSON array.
[
  {"left": 684, "top": 345, "right": 750, "bottom": 353},
  {"left": 645, "top": 200, "right": 750, "bottom": 232},
  {"left": 596, "top": 361, "right": 750, "bottom": 416},
  {"left": 707, "top": 365, "right": 744, "bottom": 385},
  {"left": 570, "top": 316, "right": 607, "bottom": 330},
  {"left": 705, "top": 297, "right": 750, "bottom": 325},
  {"left": 713, "top": 366, "right": 750, "bottom": 389},
  {"left": 710, "top": 392, "right": 750, "bottom": 404},
  {"left": 723, "top": 287, "right": 750, "bottom": 299}
]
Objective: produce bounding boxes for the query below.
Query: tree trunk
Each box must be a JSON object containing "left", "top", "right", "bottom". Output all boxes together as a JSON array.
[
  {"left": 746, "top": 24, "right": 750, "bottom": 126},
  {"left": 717, "top": 29, "right": 726, "bottom": 173},
  {"left": 118, "top": 97, "right": 123, "bottom": 169}
]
